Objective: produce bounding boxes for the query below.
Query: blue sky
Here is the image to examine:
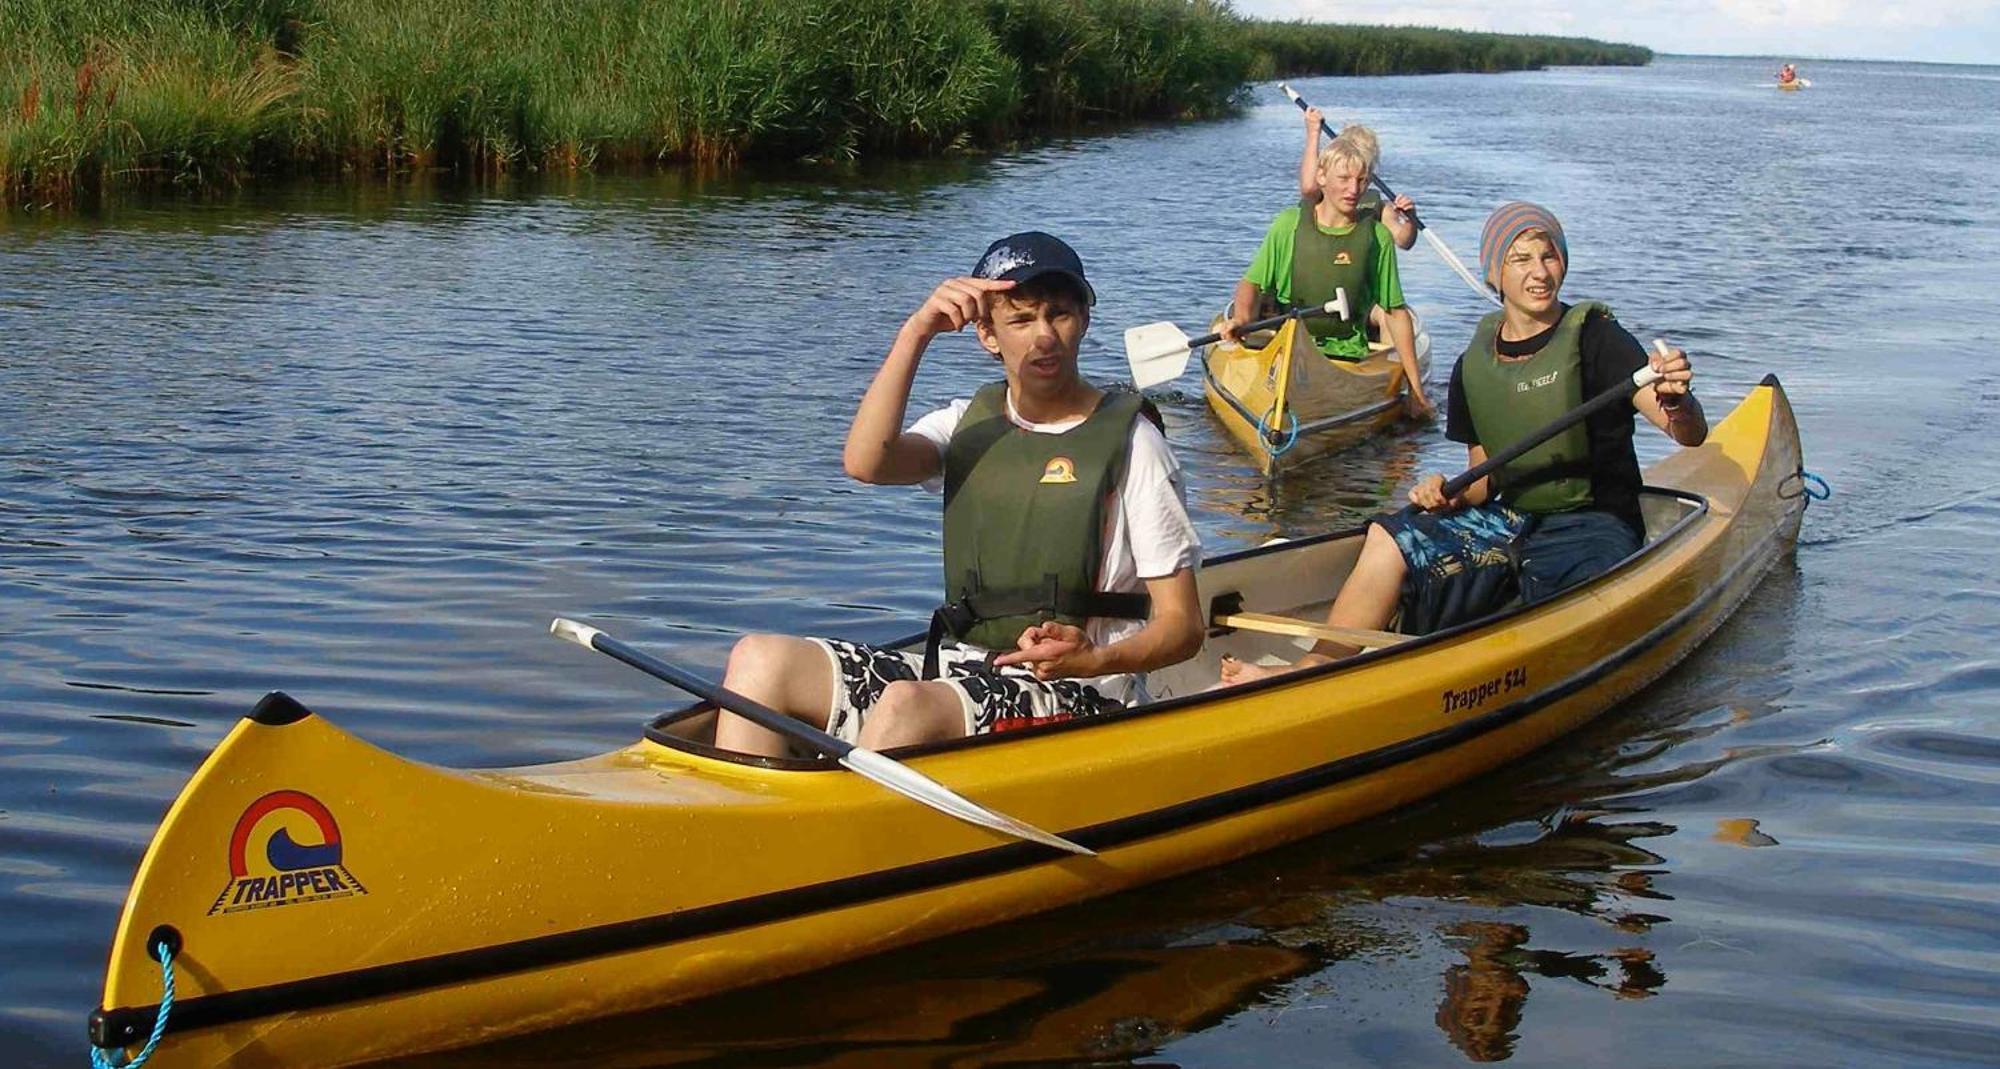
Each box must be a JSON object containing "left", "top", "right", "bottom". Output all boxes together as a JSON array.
[{"left": 1234, "top": 0, "right": 2000, "bottom": 66}]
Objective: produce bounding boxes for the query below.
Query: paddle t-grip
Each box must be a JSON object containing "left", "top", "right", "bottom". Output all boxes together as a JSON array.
[{"left": 1195, "top": 290, "right": 1349, "bottom": 352}]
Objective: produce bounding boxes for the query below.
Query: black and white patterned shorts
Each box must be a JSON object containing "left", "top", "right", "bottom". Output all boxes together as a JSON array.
[{"left": 808, "top": 638, "right": 1135, "bottom": 741}]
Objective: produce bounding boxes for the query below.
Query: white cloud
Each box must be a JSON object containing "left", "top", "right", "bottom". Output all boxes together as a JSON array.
[{"left": 1712, "top": 0, "right": 1975, "bottom": 29}]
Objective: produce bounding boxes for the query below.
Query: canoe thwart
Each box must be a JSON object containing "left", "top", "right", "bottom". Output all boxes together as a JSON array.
[
  {"left": 1214, "top": 611, "right": 1412, "bottom": 650},
  {"left": 1207, "top": 593, "right": 1411, "bottom": 649}
]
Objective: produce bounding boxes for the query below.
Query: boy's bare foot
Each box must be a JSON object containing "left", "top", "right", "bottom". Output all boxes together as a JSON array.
[{"left": 1218, "top": 654, "right": 1287, "bottom": 686}]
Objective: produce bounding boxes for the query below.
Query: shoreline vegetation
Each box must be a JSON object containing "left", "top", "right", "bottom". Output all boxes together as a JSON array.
[{"left": 3, "top": 1, "right": 1650, "bottom": 206}]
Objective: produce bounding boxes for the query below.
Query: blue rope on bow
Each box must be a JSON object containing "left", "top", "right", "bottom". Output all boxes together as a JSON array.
[
  {"left": 1780, "top": 468, "right": 1832, "bottom": 502},
  {"left": 1257, "top": 408, "right": 1300, "bottom": 457},
  {"left": 90, "top": 942, "right": 174, "bottom": 1069}
]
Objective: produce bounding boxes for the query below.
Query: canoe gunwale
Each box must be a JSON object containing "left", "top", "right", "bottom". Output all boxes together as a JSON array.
[
  {"left": 1292, "top": 395, "right": 1401, "bottom": 435},
  {"left": 641, "top": 483, "right": 1714, "bottom": 770},
  {"left": 89, "top": 493, "right": 1788, "bottom": 1046}
]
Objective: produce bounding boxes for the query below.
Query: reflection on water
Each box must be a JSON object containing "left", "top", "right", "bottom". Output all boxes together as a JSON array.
[
  {"left": 398, "top": 940, "right": 1319, "bottom": 1068},
  {"left": 1436, "top": 920, "right": 1664, "bottom": 1061},
  {"left": 395, "top": 675, "right": 1740, "bottom": 1068},
  {"left": 7, "top": 55, "right": 2000, "bottom": 1068}
]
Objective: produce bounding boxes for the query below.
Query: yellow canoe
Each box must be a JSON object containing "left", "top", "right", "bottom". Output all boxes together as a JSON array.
[
  {"left": 91, "top": 378, "right": 1806, "bottom": 1068},
  {"left": 1202, "top": 311, "right": 1432, "bottom": 475}
]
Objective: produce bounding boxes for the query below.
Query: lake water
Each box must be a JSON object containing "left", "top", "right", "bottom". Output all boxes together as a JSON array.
[{"left": 5, "top": 54, "right": 1998, "bottom": 1067}]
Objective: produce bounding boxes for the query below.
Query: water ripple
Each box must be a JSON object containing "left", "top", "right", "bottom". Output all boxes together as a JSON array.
[{"left": 7, "top": 54, "right": 2000, "bottom": 1069}]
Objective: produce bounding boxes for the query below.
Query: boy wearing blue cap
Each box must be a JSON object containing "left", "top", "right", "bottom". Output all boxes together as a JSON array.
[
  {"left": 714, "top": 233, "right": 1204, "bottom": 754},
  {"left": 1221, "top": 203, "right": 1705, "bottom": 685}
]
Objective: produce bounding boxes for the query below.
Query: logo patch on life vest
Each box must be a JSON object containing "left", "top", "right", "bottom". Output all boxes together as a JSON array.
[
  {"left": 210, "top": 790, "right": 367, "bottom": 915},
  {"left": 1040, "top": 457, "right": 1078, "bottom": 484},
  {"left": 1515, "top": 369, "right": 1561, "bottom": 392},
  {"left": 1333, "top": 251, "right": 1353, "bottom": 265}
]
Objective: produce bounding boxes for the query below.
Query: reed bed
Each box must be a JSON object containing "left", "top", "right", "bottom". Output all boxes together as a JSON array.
[{"left": 2, "top": 0, "right": 1650, "bottom": 205}]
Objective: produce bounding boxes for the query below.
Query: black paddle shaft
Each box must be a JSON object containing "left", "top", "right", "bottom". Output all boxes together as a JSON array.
[
  {"left": 585, "top": 631, "right": 856, "bottom": 760},
  {"left": 1286, "top": 89, "right": 1429, "bottom": 233},
  {"left": 1439, "top": 371, "right": 1654, "bottom": 501},
  {"left": 1186, "top": 303, "right": 1337, "bottom": 351}
]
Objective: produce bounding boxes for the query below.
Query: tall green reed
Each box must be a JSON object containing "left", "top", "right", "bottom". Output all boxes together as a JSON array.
[{"left": 2, "top": 0, "right": 1651, "bottom": 205}]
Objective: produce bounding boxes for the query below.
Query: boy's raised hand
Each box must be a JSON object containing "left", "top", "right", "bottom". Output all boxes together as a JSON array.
[{"left": 908, "top": 277, "right": 1016, "bottom": 338}]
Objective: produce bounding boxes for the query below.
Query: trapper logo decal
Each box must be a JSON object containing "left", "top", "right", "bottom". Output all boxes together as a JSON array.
[
  {"left": 1040, "top": 457, "right": 1078, "bottom": 484},
  {"left": 210, "top": 790, "right": 367, "bottom": 915},
  {"left": 1333, "top": 251, "right": 1353, "bottom": 265}
]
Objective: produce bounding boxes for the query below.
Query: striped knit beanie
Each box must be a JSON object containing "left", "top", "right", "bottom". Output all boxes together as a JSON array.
[{"left": 1479, "top": 201, "right": 1567, "bottom": 292}]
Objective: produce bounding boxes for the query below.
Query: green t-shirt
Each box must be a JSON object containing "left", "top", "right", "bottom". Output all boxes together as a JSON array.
[{"left": 1243, "top": 206, "right": 1405, "bottom": 359}]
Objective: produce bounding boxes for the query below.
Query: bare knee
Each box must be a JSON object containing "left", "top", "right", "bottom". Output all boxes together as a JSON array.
[
  {"left": 724, "top": 633, "right": 828, "bottom": 710},
  {"left": 1360, "top": 522, "right": 1408, "bottom": 580},
  {"left": 724, "top": 633, "right": 791, "bottom": 689},
  {"left": 716, "top": 634, "right": 831, "bottom": 757},
  {"left": 857, "top": 681, "right": 965, "bottom": 750}
]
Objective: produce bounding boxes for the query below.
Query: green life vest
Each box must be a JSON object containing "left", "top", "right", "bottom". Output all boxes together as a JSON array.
[
  {"left": 936, "top": 383, "right": 1153, "bottom": 656},
  {"left": 1460, "top": 301, "right": 1608, "bottom": 514},
  {"left": 1289, "top": 197, "right": 1375, "bottom": 356}
]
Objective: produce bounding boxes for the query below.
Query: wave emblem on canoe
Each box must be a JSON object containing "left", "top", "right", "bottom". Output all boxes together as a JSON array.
[{"left": 209, "top": 789, "right": 366, "bottom": 915}]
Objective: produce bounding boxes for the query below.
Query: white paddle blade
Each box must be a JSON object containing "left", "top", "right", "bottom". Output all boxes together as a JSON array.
[
  {"left": 841, "top": 747, "right": 1095, "bottom": 856},
  {"left": 1125, "top": 321, "right": 1195, "bottom": 390}
]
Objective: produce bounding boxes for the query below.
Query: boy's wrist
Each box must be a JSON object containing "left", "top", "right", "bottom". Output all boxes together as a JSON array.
[
  {"left": 897, "top": 316, "right": 938, "bottom": 346},
  {"left": 1074, "top": 642, "right": 1110, "bottom": 677}
]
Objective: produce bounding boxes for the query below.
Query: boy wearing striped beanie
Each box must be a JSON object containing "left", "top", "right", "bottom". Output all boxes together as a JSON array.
[{"left": 1220, "top": 202, "right": 1708, "bottom": 686}]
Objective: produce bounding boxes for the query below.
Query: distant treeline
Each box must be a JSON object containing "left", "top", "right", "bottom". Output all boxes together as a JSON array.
[
  {"left": 1245, "top": 22, "right": 1652, "bottom": 78},
  {"left": 2, "top": 0, "right": 1649, "bottom": 204}
]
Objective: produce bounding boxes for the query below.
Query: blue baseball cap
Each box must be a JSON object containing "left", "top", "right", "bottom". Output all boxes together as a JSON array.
[{"left": 972, "top": 231, "right": 1096, "bottom": 306}]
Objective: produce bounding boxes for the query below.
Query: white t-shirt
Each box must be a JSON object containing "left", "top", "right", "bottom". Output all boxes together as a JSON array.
[{"left": 907, "top": 390, "right": 1202, "bottom": 653}]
